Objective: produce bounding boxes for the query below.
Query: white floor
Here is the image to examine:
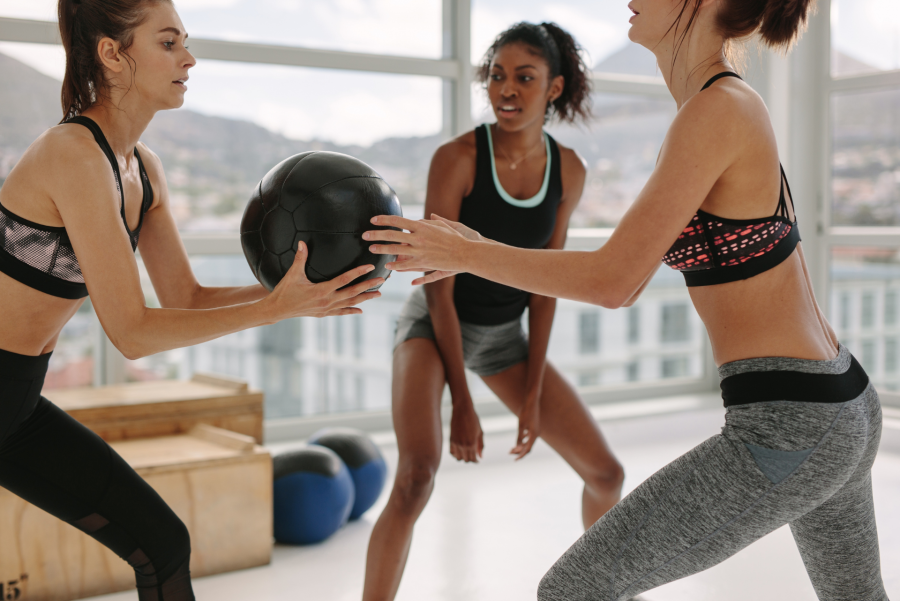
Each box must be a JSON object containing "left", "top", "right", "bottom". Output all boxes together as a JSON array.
[{"left": 86, "top": 403, "right": 900, "bottom": 601}]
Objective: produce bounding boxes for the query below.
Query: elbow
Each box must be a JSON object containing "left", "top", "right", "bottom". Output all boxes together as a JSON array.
[
  {"left": 105, "top": 313, "right": 151, "bottom": 361},
  {"left": 586, "top": 289, "right": 631, "bottom": 310},
  {"left": 109, "top": 336, "right": 145, "bottom": 361},
  {"left": 108, "top": 330, "right": 147, "bottom": 360}
]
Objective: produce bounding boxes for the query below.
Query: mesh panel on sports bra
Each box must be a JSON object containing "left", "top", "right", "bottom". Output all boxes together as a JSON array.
[
  {"left": 662, "top": 213, "right": 793, "bottom": 272},
  {"left": 0, "top": 209, "right": 85, "bottom": 283}
]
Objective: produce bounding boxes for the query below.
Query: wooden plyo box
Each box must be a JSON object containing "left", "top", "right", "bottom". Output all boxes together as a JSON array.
[
  {"left": 0, "top": 425, "right": 273, "bottom": 601},
  {"left": 44, "top": 373, "right": 264, "bottom": 444}
]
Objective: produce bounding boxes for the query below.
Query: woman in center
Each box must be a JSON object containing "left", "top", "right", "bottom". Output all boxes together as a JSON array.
[{"left": 361, "top": 22, "right": 625, "bottom": 601}]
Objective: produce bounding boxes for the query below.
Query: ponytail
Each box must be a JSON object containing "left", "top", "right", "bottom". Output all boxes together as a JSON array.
[
  {"left": 477, "top": 21, "right": 592, "bottom": 124},
  {"left": 57, "top": 0, "right": 167, "bottom": 122},
  {"left": 719, "top": 0, "right": 817, "bottom": 52}
]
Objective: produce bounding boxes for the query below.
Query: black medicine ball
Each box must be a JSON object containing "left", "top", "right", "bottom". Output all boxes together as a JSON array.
[{"left": 240, "top": 151, "right": 403, "bottom": 292}]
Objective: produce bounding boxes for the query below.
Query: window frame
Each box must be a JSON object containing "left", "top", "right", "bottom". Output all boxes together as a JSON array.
[{"left": 0, "top": 2, "right": 721, "bottom": 428}]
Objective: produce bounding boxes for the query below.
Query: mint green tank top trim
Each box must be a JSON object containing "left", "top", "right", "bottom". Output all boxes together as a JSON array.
[{"left": 484, "top": 124, "right": 552, "bottom": 208}]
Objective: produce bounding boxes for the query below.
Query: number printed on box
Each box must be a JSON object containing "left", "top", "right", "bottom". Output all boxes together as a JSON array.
[{"left": 0, "top": 575, "right": 28, "bottom": 600}]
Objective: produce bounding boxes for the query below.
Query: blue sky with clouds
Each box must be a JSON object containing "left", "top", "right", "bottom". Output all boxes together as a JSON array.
[{"left": 1, "top": 0, "right": 898, "bottom": 145}]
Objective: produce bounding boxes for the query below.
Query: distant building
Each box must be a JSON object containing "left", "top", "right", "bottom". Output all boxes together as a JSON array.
[{"left": 162, "top": 259, "right": 706, "bottom": 418}]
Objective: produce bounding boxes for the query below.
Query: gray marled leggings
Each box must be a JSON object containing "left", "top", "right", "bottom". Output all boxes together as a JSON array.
[{"left": 539, "top": 346, "right": 888, "bottom": 601}]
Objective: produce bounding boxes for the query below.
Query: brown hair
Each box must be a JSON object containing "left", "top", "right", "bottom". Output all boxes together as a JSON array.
[
  {"left": 666, "top": 0, "right": 817, "bottom": 75},
  {"left": 477, "top": 22, "right": 592, "bottom": 124},
  {"left": 58, "top": 0, "right": 167, "bottom": 121}
]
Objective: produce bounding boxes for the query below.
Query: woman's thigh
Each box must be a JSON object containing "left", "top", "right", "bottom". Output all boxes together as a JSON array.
[
  {"left": 391, "top": 338, "right": 447, "bottom": 471},
  {"left": 481, "top": 362, "right": 620, "bottom": 480},
  {"left": 0, "top": 397, "right": 191, "bottom": 584},
  {"left": 538, "top": 397, "right": 877, "bottom": 601}
]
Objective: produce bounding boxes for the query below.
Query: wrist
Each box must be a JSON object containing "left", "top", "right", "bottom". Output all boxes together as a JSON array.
[
  {"left": 450, "top": 390, "right": 474, "bottom": 408},
  {"left": 255, "top": 294, "right": 280, "bottom": 326}
]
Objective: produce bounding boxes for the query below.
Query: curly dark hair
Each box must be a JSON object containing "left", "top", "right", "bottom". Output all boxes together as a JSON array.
[{"left": 477, "top": 22, "right": 592, "bottom": 124}]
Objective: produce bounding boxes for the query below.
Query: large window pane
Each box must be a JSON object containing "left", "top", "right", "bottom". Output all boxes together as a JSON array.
[
  {"left": 831, "top": 0, "right": 900, "bottom": 76},
  {"left": 0, "top": 44, "right": 67, "bottom": 183},
  {"left": 141, "top": 60, "right": 443, "bottom": 232},
  {"left": 472, "top": 0, "right": 659, "bottom": 76},
  {"left": 177, "top": 0, "right": 442, "bottom": 59},
  {"left": 0, "top": 1, "right": 443, "bottom": 59},
  {"left": 548, "top": 266, "right": 705, "bottom": 388},
  {"left": 131, "top": 253, "right": 704, "bottom": 418},
  {"left": 830, "top": 247, "right": 900, "bottom": 391},
  {"left": 0, "top": 1, "right": 55, "bottom": 20},
  {"left": 44, "top": 302, "right": 97, "bottom": 390},
  {"left": 831, "top": 88, "right": 900, "bottom": 226},
  {"left": 127, "top": 256, "right": 414, "bottom": 418},
  {"left": 0, "top": 47, "right": 443, "bottom": 232}
]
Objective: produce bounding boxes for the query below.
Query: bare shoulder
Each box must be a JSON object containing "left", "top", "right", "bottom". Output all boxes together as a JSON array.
[
  {"left": 431, "top": 130, "right": 477, "bottom": 168},
  {"left": 677, "top": 79, "right": 767, "bottom": 139},
  {"left": 555, "top": 142, "right": 587, "bottom": 176},
  {"left": 33, "top": 123, "right": 112, "bottom": 179},
  {"left": 428, "top": 130, "right": 478, "bottom": 193},
  {"left": 555, "top": 141, "right": 587, "bottom": 203}
]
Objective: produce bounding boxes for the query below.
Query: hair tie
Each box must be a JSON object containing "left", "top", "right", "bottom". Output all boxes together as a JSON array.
[{"left": 538, "top": 25, "right": 562, "bottom": 72}]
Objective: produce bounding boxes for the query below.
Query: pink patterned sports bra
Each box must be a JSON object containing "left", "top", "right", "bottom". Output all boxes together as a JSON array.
[{"left": 661, "top": 72, "right": 801, "bottom": 287}]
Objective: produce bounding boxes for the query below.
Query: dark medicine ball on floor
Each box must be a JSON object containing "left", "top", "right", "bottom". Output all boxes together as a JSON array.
[
  {"left": 240, "top": 151, "right": 403, "bottom": 291},
  {"left": 309, "top": 428, "right": 388, "bottom": 520},
  {"left": 273, "top": 446, "right": 355, "bottom": 545}
]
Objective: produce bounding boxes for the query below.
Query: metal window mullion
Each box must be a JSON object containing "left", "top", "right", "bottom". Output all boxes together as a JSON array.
[
  {"left": 830, "top": 69, "right": 900, "bottom": 94},
  {"left": 788, "top": 0, "right": 831, "bottom": 305},
  {"left": 590, "top": 72, "right": 670, "bottom": 97},
  {"left": 0, "top": 17, "right": 458, "bottom": 79},
  {"left": 453, "top": 0, "right": 472, "bottom": 136}
]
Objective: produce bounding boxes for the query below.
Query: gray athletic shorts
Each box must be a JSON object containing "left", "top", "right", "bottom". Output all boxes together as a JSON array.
[
  {"left": 539, "top": 345, "right": 889, "bottom": 601},
  {"left": 393, "top": 287, "right": 529, "bottom": 377}
]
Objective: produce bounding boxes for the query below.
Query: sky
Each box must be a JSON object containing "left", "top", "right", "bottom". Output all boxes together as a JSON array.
[{"left": 1, "top": 0, "right": 898, "bottom": 145}]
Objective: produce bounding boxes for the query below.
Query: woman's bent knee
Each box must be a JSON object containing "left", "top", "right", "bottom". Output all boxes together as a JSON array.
[
  {"left": 392, "top": 463, "right": 438, "bottom": 510},
  {"left": 587, "top": 459, "right": 625, "bottom": 495}
]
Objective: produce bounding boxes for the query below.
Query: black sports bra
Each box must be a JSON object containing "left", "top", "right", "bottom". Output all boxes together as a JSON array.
[
  {"left": 0, "top": 116, "right": 153, "bottom": 299},
  {"left": 661, "top": 72, "right": 801, "bottom": 287}
]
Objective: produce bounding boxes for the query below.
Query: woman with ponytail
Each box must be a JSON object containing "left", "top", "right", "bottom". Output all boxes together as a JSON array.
[
  {"left": 361, "top": 22, "right": 624, "bottom": 601},
  {"left": 0, "top": 1, "right": 380, "bottom": 598},
  {"left": 367, "top": 1, "right": 891, "bottom": 599}
]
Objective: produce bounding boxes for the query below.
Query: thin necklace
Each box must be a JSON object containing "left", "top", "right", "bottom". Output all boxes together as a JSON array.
[{"left": 492, "top": 124, "right": 544, "bottom": 171}]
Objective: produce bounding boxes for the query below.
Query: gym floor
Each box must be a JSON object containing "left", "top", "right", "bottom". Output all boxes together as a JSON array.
[{"left": 86, "top": 397, "right": 900, "bottom": 601}]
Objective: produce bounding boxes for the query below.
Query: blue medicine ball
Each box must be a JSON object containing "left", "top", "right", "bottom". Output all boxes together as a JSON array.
[
  {"left": 273, "top": 446, "right": 354, "bottom": 545},
  {"left": 309, "top": 428, "right": 388, "bottom": 520}
]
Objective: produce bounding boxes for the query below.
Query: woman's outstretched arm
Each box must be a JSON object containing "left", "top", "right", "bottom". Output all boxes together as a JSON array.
[
  {"left": 49, "top": 133, "right": 381, "bottom": 360},
  {"left": 134, "top": 143, "right": 270, "bottom": 310},
  {"left": 366, "top": 88, "right": 744, "bottom": 309}
]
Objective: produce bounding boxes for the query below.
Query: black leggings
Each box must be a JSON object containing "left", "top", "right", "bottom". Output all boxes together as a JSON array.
[{"left": 0, "top": 348, "right": 194, "bottom": 600}]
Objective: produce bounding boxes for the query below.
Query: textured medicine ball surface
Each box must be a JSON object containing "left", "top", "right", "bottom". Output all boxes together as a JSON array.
[
  {"left": 310, "top": 428, "right": 388, "bottom": 520},
  {"left": 309, "top": 428, "right": 383, "bottom": 469},
  {"left": 241, "top": 152, "right": 403, "bottom": 291},
  {"left": 273, "top": 446, "right": 355, "bottom": 545}
]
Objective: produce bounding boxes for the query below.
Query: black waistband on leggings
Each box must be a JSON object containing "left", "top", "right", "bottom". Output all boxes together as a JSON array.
[
  {"left": 0, "top": 347, "right": 52, "bottom": 380},
  {"left": 720, "top": 354, "right": 870, "bottom": 408}
]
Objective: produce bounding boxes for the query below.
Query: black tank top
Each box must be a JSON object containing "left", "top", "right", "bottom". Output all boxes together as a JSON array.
[
  {"left": 453, "top": 124, "right": 563, "bottom": 325},
  {"left": 0, "top": 116, "right": 153, "bottom": 299}
]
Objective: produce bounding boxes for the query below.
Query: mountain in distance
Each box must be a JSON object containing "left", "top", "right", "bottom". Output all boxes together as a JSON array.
[
  {"left": 594, "top": 43, "right": 661, "bottom": 77},
  {"left": 0, "top": 51, "right": 440, "bottom": 224},
  {"left": 1, "top": 43, "right": 896, "bottom": 228}
]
